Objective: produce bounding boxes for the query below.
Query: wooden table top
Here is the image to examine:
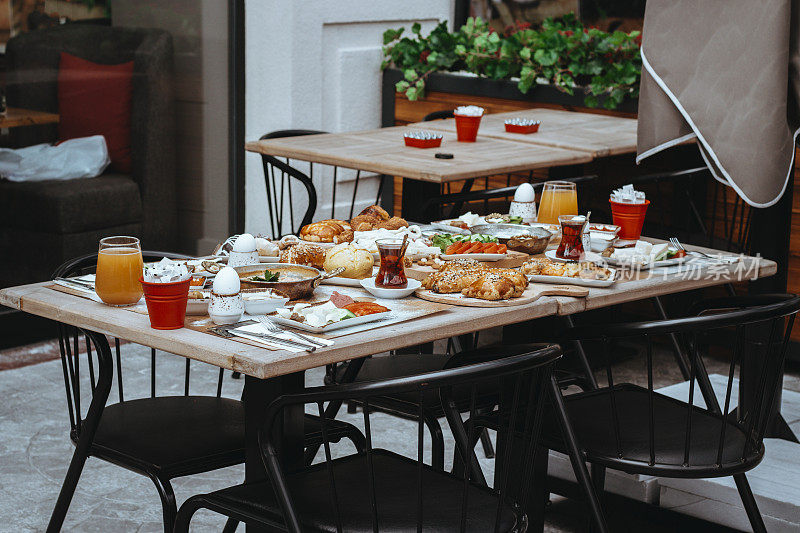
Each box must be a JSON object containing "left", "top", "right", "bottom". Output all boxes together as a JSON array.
[
  {"left": 245, "top": 126, "right": 592, "bottom": 183},
  {"left": 409, "top": 108, "right": 638, "bottom": 157},
  {"left": 0, "top": 107, "right": 59, "bottom": 129},
  {"left": 0, "top": 245, "right": 775, "bottom": 380}
]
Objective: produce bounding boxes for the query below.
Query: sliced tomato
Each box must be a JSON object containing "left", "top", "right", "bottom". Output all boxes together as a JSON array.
[
  {"left": 497, "top": 244, "right": 507, "bottom": 254},
  {"left": 344, "top": 302, "right": 390, "bottom": 316}
]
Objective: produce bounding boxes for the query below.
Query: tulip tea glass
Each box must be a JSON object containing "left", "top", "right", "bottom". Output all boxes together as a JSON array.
[
  {"left": 556, "top": 215, "right": 587, "bottom": 261},
  {"left": 95, "top": 236, "right": 144, "bottom": 306},
  {"left": 375, "top": 238, "right": 408, "bottom": 289}
]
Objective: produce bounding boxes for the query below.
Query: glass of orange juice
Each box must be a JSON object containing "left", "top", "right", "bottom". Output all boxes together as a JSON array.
[
  {"left": 537, "top": 181, "right": 578, "bottom": 224},
  {"left": 95, "top": 236, "right": 144, "bottom": 306}
]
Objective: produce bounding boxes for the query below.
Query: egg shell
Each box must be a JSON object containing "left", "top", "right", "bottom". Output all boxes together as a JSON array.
[
  {"left": 213, "top": 266, "right": 241, "bottom": 295},
  {"left": 514, "top": 183, "right": 536, "bottom": 202},
  {"left": 232, "top": 233, "right": 256, "bottom": 253}
]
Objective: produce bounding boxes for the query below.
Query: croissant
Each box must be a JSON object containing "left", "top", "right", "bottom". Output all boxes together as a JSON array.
[
  {"left": 461, "top": 273, "right": 517, "bottom": 301},
  {"left": 358, "top": 205, "right": 390, "bottom": 221},
  {"left": 279, "top": 244, "right": 325, "bottom": 269},
  {"left": 300, "top": 220, "right": 354, "bottom": 243}
]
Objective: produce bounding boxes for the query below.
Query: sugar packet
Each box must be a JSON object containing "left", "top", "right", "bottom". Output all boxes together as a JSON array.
[
  {"left": 610, "top": 184, "right": 646, "bottom": 204},
  {"left": 143, "top": 257, "right": 191, "bottom": 283}
]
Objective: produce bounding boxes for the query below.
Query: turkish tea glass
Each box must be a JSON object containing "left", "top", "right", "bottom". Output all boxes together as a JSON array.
[{"left": 375, "top": 238, "right": 408, "bottom": 289}]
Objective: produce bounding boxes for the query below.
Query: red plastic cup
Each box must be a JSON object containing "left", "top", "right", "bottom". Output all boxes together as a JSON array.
[
  {"left": 609, "top": 199, "right": 650, "bottom": 241},
  {"left": 454, "top": 114, "right": 482, "bottom": 142},
  {"left": 139, "top": 277, "right": 191, "bottom": 330}
]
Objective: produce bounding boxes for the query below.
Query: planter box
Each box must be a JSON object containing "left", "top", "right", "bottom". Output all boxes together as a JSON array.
[{"left": 381, "top": 68, "right": 638, "bottom": 128}]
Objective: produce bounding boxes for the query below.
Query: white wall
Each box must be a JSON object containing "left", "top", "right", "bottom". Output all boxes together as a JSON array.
[{"left": 245, "top": 0, "right": 454, "bottom": 235}]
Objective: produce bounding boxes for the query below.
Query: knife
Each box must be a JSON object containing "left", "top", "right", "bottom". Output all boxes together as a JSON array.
[
  {"left": 54, "top": 277, "right": 96, "bottom": 290},
  {"left": 230, "top": 330, "right": 317, "bottom": 352}
]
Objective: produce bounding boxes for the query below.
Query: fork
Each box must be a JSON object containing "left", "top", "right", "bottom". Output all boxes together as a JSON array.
[
  {"left": 670, "top": 237, "right": 716, "bottom": 259},
  {"left": 254, "top": 315, "right": 327, "bottom": 347}
]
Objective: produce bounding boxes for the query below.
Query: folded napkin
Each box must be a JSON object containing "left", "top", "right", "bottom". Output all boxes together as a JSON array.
[
  {"left": 637, "top": 0, "right": 800, "bottom": 207},
  {"left": 232, "top": 323, "right": 333, "bottom": 352}
]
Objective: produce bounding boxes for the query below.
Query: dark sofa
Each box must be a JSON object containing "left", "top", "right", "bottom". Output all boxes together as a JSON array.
[{"left": 0, "top": 24, "right": 176, "bottom": 288}]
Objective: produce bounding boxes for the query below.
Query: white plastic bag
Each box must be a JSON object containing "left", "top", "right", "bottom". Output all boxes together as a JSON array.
[{"left": 0, "top": 135, "right": 110, "bottom": 182}]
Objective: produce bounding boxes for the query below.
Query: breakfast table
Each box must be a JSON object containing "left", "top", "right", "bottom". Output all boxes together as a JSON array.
[
  {"left": 0, "top": 239, "right": 775, "bottom": 532},
  {"left": 245, "top": 109, "right": 638, "bottom": 222}
]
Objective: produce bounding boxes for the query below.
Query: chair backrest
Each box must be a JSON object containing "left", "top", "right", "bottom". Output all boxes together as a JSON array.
[
  {"left": 258, "top": 130, "right": 387, "bottom": 239},
  {"left": 422, "top": 109, "right": 455, "bottom": 122},
  {"left": 259, "top": 344, "right": 562, "bottom": 533},
  {"left": 561, "top": 294, "right": 800, "bottom": 476},
  {"left": 53, "top": 251, "right": 228, "bottom": 438}
]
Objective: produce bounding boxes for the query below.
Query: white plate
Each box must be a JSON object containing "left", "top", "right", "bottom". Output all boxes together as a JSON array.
[
  {"left": 359, "top": 278, "right": 421, "bottom": 299},
  {"left": 217, "top": 255, "right": 281, "bottom": 264},
  {"left": 321, "top": 276, "right": 367, "bottom": 287},
  {"left": 544, "top": 249, "right": 604, "bottom": 264},
  {"left": 440, "top": 253, "right": 505, "bottom": 262},
  {"left": 603, "top": 255, "right": 689, "bottom": 270},
  {"left": 431, "top": 221, "right": 471, "bottom": 234},
  {"left": 526, "top": 269, "right": 617, "bottom": 288},
  {"left": 270, "top": 311, "right": 392, "bottom": 333}
]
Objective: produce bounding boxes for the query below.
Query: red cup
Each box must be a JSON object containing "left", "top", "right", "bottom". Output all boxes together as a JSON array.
[
  {"left": 609, "top": 199, "right": 650, "bottom": 241},
  {"left": 454, "top": 114, "right": 482, "bottom": 142},
  {"left": 139, "top": 277, "right": 191, "bottom": 330}
]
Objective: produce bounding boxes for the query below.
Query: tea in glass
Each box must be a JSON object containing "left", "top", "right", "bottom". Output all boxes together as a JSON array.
[
  {"left": 538, "top": 181, "right": 578, "bottom": 224},
  {"left": 556, "top": 215, "right": 587, "bottom": 261},
  {"left": 375, "top": 238, "right": 408, "bottom": 289},
  {"left": 96, "top": 236, "right": 144, "bottom": 306}
]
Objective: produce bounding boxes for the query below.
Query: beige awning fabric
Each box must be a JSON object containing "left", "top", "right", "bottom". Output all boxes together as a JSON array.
[{"left": 637, "top": 0, "right": 800, "bottom": 208}]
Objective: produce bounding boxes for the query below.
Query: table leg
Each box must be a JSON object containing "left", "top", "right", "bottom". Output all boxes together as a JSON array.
[
  {"left": 242, "top": 371, "right": 305, "bottom": 532},
  {"left": 401, "top": 178, "right": 441, "bottom": 222}
]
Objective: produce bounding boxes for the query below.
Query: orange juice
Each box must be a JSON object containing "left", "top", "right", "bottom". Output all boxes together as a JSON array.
[
  {"left": 538, "top": 186, "right": 578, "bottom": 224},
  {"left": 96, "top": 247, "right": 144, "bottom": 306}
]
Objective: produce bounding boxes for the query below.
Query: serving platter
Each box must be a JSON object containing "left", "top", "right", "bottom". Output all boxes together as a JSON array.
[
  {"left": 269, "top": 311, "right": 392, "bottom": 333},
  {"left": 414, "top": 284, "right": 588, "bottom": 308},
  {"left": 320, "top": 276, "right": 365, "bottom": 287},
  {"left": 440, "top": 253, "right": 506, "bottom": 262},
  {"left": 526, "top": 270, "right": 616, "bottom": 288},
  {"left": 431, "top": 220, "right": 474, "bottom": 234},
  {"left": 603, "top": 254, "right": 689, "bottom": 270}
]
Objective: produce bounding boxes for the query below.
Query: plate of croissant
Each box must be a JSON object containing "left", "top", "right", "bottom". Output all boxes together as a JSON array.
[
  {"left": 520, "top": 258, "right": 616, "bottom": 287},
  {"left": 415, "top": 259, "right": 587, "bottom": 306}
]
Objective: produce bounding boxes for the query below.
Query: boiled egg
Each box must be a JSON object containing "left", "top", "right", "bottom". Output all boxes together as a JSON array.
[
  {"left": 232, "top": 233, "right": 256, "bottom": 253},
  {"left": 213, "top": 266, "right": 240, "bottom": 295},
  {"left": 514, "top": 183, "right": 535, "bottom": 202}
]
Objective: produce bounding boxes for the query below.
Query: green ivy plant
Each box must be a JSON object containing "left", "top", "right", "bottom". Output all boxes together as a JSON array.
[{"left": 381, "top": 14, "right": 641, "bottom": 110}]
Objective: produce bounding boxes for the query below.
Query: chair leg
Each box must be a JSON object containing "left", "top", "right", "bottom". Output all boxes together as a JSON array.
[
  {"left": 46, "top": 442, "right": 91, "bottom": 533},
  {"left": 527, "top": 445, "right": 550, "bottom": 533},
  {"left": 734, "top": 473, "right": 767, "bottom": 533},
  {"left": 548, "top": 374, "right": 609, "bottom": 533},
  {"left": 423, "top": 411, "right": 446, "bottom": 470},
  {"left": 222, "top": 517, "right": 240, "bottom": 532},
  {"left": 588, "top": 464, "right": 607, "bottom": 533},
  {"left": 147, "top": 473, "right": 177, "bottom": 533},
  {"left": 173, "top": 496, "right": 205, "bottom": 533},
  {"left": 479, "top": 427, "right": 496, "bottom": 459},
  {"left": 47, "top": 332, "right": 113, "bottom": 533}
]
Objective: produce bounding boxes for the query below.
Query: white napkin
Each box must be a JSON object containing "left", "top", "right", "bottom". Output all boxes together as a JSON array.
[{"left": 231, "top": 323, "right": 333, "bottom": 352}]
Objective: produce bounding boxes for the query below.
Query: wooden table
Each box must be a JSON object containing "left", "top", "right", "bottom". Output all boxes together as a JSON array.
[
  {"left": 0, "top": 244, "right": 775, "bottom": 531},
  {"left": 245, "top": 110, "right": 637, "bottom": 221},
  {"left": 246, "top": 125, "right": 591, "bottom": 184},
  {"left": 0, "top": 107, "right": 59, "bottom": 129},
  {"left": 409, "top": 108, "right": 638, "bottom": 158}
]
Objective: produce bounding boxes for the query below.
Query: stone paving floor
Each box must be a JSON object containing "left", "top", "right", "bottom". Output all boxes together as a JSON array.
[{"left": 2, "top": 334, "right": 799, "bottom": 532}]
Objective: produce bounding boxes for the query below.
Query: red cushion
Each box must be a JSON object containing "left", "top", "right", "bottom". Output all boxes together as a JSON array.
[{"left": 57, "top": 52, "right": 134, "bottom": 173}]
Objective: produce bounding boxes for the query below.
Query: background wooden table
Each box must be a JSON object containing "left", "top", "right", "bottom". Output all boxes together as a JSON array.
[
  {"left": 409, "top": 108, "right": 638, "bottom": 158},
  {"left": 246, "top": 125, "right": 591, "bottom": 184},
  {"left": 0, "top": 107, "right": 60, "bottom": 129}
]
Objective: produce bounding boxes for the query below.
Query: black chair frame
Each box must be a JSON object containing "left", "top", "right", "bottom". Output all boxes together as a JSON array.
[{"left": 174, "top": 344, "right": 588, "bottom": 533}]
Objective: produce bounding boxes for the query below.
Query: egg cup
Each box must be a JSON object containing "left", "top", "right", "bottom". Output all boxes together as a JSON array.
[
  {"left": 209, "top": 292, "right": 244, "bottom": 325},
  {"left": 228, "top": 250, "right": 260, "bottom": 268}
]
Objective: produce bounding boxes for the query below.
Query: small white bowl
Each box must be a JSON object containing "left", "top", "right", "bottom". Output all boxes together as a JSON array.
[
  {"left": 359, "top": 277, "right": 421, "bottom": 299},
  {"left": 242, "top": 294, "right": 290, "bottom": 315}
]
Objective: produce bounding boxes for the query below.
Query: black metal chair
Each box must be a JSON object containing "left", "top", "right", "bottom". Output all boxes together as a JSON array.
[
  {"left": 48, "top": 252, "right": 366, "bottom": 533},
  {"left": 470, "top": 294, "right": 800, "bottom": 533},
  {"left": 258, "top": 130, "right": 386, "bottom": 239},
  {"left": 173, "top": 344, "right": 563, "bottom": 533}
]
